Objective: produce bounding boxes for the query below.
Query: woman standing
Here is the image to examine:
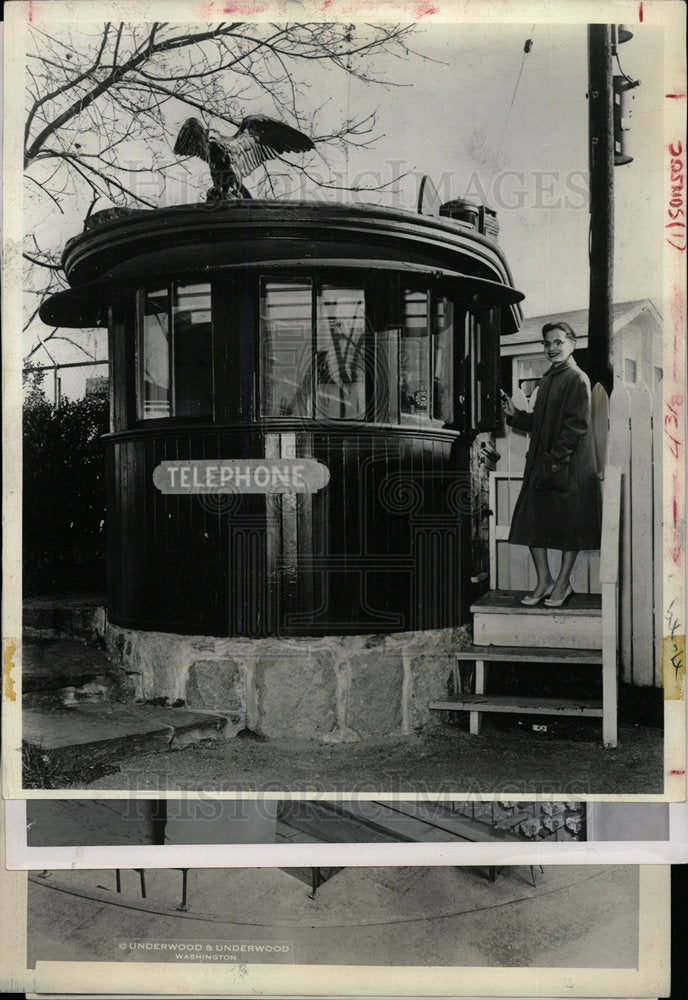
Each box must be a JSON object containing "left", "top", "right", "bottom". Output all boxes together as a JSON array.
[{"left": 501, "top": 322, "right": 601, "bottom": 607}]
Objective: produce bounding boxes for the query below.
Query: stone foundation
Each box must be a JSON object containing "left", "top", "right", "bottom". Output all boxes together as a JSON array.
[{"left": 104, "top": 624, "right": 471, "bottom": 742}]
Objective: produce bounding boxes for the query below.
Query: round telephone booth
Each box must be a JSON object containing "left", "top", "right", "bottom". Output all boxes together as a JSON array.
[{"left": 41, "top": 200, "right": 523, "bottom": 738}]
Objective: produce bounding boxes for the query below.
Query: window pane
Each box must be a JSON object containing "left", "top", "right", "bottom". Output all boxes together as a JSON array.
[
  {"left": 469, "top": 314, "right": 481, "bottom": 428},
  {"left": 374, "top": 326, "right": 400, "bottom": 423},
  {"left": 400, "top": 289, "right": 430, "bottom": 418},
  {"left": 624, "top": 357, "right": 637, "bottom": 384},
  {"left": 433, "top": 297, "right": 454, "bottom": 423},
  {"left": 172, "top": 283, "right": 212, "bottom": 417},
  {"left": 316, "top": 286, "right": 366, "bottom": 420},
  {"left": 261, "top": 281, "right": 312, "bottom": 416},
  {"left": 515, "top": 356, "right": 550, "bottom": 401},
  {"left": 141, "top": 288, "right": 170, "bottom": 418}
]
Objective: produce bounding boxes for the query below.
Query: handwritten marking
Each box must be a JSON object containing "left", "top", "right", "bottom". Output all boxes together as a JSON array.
[
  {"left": 663, "top": 600, "right": 685, "bottom": 699},
  {"left": 223, "top": 2, "right": 267, "bottom": 12},
  {"left": 666, "top": 94, "right": 686, "bottom": 99},
  {"left": 666, "top": 141, "right": 686, "bottom": 251},
  {"left": 663, "top": 392, "right": 684, "bottom": 490},
  {"left": 666, "top": 438, "right": 684, "bottom": 556},
  {"left": 662, "top": 637, "right": 684, "bottom": 699},
  {"left": 639, "top": 1, "right": 643, "bottom": 22},
  {"left": 666, "top": 598, "right": 682, "bottom": 640},
  {"left": 415, "top": 4, "right": 439, "bottom": 15},
  {"left": 668, "top": 769, "right": 686, "bottom": 776},
  {"left": 670, "top": 286, "right": 684, "bottom": 380},
  {"left": 3, "top": 639, "right": 17, "bottom": 702}
]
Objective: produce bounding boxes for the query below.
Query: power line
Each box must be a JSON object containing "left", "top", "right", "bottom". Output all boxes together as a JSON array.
[{"left": 494, "top": 27, "right": 536, "bottom": 168}]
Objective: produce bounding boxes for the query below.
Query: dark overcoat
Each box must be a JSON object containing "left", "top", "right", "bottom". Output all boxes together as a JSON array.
[{"left": 507, "top": 360, "right": 601, "bottom": 550}]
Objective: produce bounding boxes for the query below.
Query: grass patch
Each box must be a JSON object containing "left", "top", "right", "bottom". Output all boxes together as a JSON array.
[{"left": 22, "top": 741, "right": 120, "bottom": 789}]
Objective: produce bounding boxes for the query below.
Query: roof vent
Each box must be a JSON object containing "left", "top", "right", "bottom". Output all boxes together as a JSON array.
[{"left": 440, "top": 199, "right": 500, "bottom": 241}]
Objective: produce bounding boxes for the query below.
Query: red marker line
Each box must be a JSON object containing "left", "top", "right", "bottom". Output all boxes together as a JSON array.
[
  {"left": 666, "top": 94, "right": 686, "bottom": 99},
  {"left": 639, "top": 2, "right": 643, "bottom": 22}
]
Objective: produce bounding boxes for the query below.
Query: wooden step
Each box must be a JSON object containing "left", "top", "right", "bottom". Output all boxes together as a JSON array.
[
  {"left": 453, "top": 644, "right": 602, "bottom": 664},
  {"left": 429, "top": 694, "right": 603, "bottom": 717},
  {"left": 470, "top": 590, "right": 602, "bottom": 615},
  {"left": 471, "top": 591, "right": 602, "bottom": 650}
]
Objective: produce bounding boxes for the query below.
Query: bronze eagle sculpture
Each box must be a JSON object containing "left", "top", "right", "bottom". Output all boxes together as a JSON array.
[{"left": 173, "top": 115, "right": 314, "bottom": 201}]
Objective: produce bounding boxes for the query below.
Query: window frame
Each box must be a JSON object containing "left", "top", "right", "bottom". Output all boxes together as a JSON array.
[
  {"left": 256, "top": 272, "right": 464, "bottom": 428},
  {"left": 130, "top": 270, "right": 467, "bottom": 430},
  {"left": 258, "top": 276, "right": 316, "bottom": 420},
  {"left": 135, "top": 279, "right": 214, "bottom": 424},
  {"left": 399, "top": 281, "right": 458, "bottom": 429},
  {"left": 259, "top": 274, "right": 373, "bottom": 423}
]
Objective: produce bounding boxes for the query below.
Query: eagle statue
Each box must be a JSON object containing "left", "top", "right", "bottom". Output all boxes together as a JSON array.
[{"left": 173, "top": 115, "right": 314, "bottom": 201}]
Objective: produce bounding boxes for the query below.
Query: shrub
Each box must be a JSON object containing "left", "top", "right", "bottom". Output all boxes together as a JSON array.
[{"left": 23, "top": 391, "right": 109, "bottom": 595}]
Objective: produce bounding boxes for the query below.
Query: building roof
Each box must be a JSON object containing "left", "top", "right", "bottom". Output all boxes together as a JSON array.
[
  {"left": 502, "top": 299, "right": 662, "bottom": 344},
  {"left": 40, "top": 200, "right": 524, "bottom": 331}
]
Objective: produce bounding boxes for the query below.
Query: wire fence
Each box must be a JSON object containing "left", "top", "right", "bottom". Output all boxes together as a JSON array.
[{"left": 24, "top": 359, "right": 109, "bottom": 406}]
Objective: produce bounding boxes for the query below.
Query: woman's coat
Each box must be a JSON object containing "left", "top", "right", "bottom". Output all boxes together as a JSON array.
[{"left": 507, "top": 360, "right": 602, "bottom": 550}]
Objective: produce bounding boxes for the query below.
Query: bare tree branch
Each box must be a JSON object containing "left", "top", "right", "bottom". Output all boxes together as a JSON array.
[
  {"left": 23, "top": 19, "right": 424, "bottom": 363},
  {"left": 23, "top": 252, "right": 63, "bottom": 270}
]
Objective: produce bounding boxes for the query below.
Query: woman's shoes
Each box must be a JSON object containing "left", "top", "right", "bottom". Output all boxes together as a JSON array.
[
  {"left": 521, "top": 583, "right": 575, "bottom": 607},
  {"left": 521, "top": 584, "right": 554, "bottom": 606},
  {"left": 544, "top": 585, "right": 574, "bottom": 608}
]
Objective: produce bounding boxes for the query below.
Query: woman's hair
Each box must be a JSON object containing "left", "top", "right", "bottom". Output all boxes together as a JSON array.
[{"left": 542, "top": 321, "right": 577, "bottom": 344}]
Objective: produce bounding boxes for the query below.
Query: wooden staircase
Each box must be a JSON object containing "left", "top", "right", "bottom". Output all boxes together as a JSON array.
[
  {"left": 430, "top": 468, "right": 621, "bottom": 748},
  {"left": 471, "top": 590, "right": 602, "bottom": 648}
]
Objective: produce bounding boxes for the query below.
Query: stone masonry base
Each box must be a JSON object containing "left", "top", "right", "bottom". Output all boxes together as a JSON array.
[{"left": 105, "top": 625, "right": 471, "bottom": 742}]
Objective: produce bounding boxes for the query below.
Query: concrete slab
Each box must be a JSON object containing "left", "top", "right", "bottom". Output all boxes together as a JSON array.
[
  {"left": 22, "top": 638, "right": 121, "bottom": 692},
  {"left": 23, "top": 704, "right": 232, "bottom": 771},
  {"left": 23, "top": 593, "right": 106, "bottom": 641}
]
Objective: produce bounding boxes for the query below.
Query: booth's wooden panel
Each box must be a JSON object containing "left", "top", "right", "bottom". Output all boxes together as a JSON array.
[{"left": 105, "top": 427, "right": 469, "bottom": 637}]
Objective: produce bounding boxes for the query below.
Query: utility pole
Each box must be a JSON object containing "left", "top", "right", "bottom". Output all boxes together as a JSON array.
[{"left": 587, "top": 24, "right": 615, "bottom": 398}]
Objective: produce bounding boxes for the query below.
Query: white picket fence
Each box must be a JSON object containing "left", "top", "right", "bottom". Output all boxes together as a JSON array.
[{"left": 608, "top": 378, "right": 663, "bottom": 687}]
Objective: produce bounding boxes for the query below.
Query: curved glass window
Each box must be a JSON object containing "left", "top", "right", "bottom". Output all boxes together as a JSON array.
[
  {"left": 261, "top": 280, "right": 368, "bottom": 420},
  {"left": 399, "top": 288, "right": 454, "bottom": 426},
  {"left": 433, "top": 295, "right": 454, "bottom": 424},
  {"left": 316, "top": 285, "right": 366, "bottom": 420},
  {"left": 138, "top": 282, "right": 212, "bottom": 419},
  {"left": 260, "top": 281, "right": 312, "bottom": 417},
  {"left": 400, "top": 289, "right": 431, "bottom": 419},
  {"left": 134, "top": 275, "right": 461, "bottom": 426},
  {"left": 259, "top": 277, "right": 456, "bottom": 425}
]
